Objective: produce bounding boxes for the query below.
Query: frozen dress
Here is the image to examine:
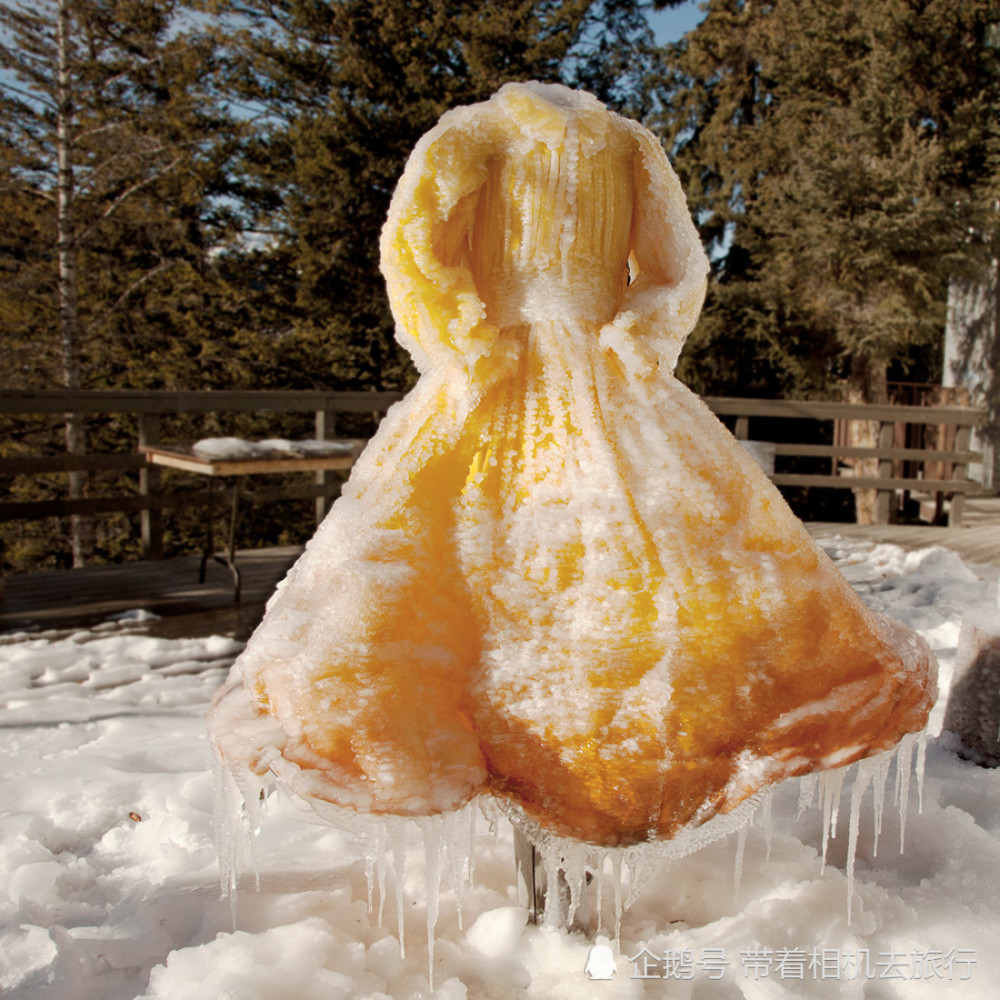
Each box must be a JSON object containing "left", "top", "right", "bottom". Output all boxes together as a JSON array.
[{"left": 209, "top": 82, "right": 936, "bottom": 848}]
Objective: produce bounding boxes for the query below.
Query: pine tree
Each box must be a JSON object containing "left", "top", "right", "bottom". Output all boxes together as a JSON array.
[
  {"left": 659, "top": 0, "right": 1000, "bottom": 402},
  {"left": 200, "top": 0, "right": 655, "bottom": 391},
  {"left": 0, "top": 0, "right": 238, "bottom": 563}
]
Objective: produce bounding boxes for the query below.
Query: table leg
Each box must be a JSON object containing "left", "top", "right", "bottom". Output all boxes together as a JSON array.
[
  {"left": 198, "top": 478, "right": 243, "bottom": 602},
  {"left": 513, "top": 825, "right": 592, "bottom": 930},
  {"left": 514, "top": 825, "right": 545, "bottom": 923},
  {"left": 224, "top": 479, "right": 243, "bottom": 602},
  {"left": 199, "top": 478, "right": 216, "bottom": 584}
]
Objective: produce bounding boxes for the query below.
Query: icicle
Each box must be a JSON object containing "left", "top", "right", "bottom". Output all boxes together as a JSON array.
[
  {"left": 895, "top": 734, "right": 915, "bottom": 853},
  {"left": 561, "top": 842, "right": 588, "bottom": 929},
  {"left": 733, "top": 824, "right": 748, "bottom": 901},
  {"left": 846, "top": 760, "right": 875, "bottom": 925},
  {"left": 423, "top": 815, "right": 443, "bottom": 990},
  {"left": 247, "top": 789, "right": 264, "bottom": 893},
  {"left": 377, "top": 821, "right": 389, "bottom": 926},
  {"left": 212, "top": 758, "right": 236, "bottom": 900},
  {"left": 466, "top": 806, "right": 477, "bottom": 890},
  {"left": 623, "top": 847, "right": 652, "bottom": 909},
  {"left": 365, "top": 846, "right": 375, "bottom": 913},
  {"left": 611, "top": 852, "right": 623, "bottom": 946},
  {"left": 212, "top": 757, "right": 271, "bottom": 928},
  {"left": 828, "top": 771, "right": 843, "bottom": 835},
  {"left": 819, "top": 775, "right": 832, "bottom": 872},
  {"left": 595, "top": 852, "right": 606, "bottom": 936},
  {"left": 915, "top": 731, "right": 928, "bottom": 814},
  {"left": 390, "top": 820, "right": 409, "bottom": 959},
  {"left": 212, "top": 759, "right": 241, "bottom": 929},
  {"left": 236, "top": 775, "right": 265, "bottom": 892},
  {"left": 541, "top": 843, "right": 563, "bottom": 926},
  {"left": 818, "top": 769, "right": 845, "bottom": 872},
  {"left": 442, "top": 809, "right": 470, "bottom": 931},
  {"left": 797, "top": 772, "right": 818, "bottom": 817},
  {"left": 758, "top": 791, "right": 773, "bottom": 861},
  {"left": 365, "top": 820, "right": 384, "bottom": 916},
  {"left": 871, "top": 753, "right": 889, "bottom": 858}
]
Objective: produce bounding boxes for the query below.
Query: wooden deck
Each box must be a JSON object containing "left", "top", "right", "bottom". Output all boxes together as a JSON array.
[
  {"left": 0, "top": 546, "right": 303, "bottom": 640},
  {"left": 2, "top": 494, "right": 997, "bottom": 641},
  {"left": 805, "top": 492, "right": 1000, "bottom": 577}
]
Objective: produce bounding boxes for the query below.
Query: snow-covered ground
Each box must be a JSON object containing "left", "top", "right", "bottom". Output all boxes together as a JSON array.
[{"left": 2, "top": 537, "right": 998, "bottom": 999}]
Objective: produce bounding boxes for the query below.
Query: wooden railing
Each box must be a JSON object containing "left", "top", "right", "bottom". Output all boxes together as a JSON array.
[
  {"left": 0, "top": 390, "right": 987, "bottom": 558},
  {"left": 711, "top": 397, "right": 986, "bottom": 525},
  {"left": 0, "top": 389, "right": 403, "bottom": 559}
]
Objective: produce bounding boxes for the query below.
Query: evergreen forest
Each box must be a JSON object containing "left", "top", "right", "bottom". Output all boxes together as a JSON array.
[{"left": 2, "top": 0, "right": 998, "bottom": 570}]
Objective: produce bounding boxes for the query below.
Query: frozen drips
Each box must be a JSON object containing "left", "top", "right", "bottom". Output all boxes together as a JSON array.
[
  {"left": 213, "top": 755, "right": 269, "bottom": 927},
  {"left": 733, "top": 824, "right": 749, "bottom": 901},
  {"left": 212, "top": 729, "right": 930, "bottom": 989},
  {"left": 819, "top": 768, "right": 846, "bottom": 872},
  {"left": 793, "top": 732, "right": 927, "bottom": 923}
]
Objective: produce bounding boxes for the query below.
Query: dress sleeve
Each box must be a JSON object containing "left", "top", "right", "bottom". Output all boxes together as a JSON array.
[
  {"left": 599, "top": 120, "right": 710, "bottom": 378},
  {"left": 379, "top": 109, "right": 500, "bottom": 378}
]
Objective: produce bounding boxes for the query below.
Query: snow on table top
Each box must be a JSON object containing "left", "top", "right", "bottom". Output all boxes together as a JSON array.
[
  {"left": 1, "top": 537, "right": 998, "bottom": 999},
  {"left": 191, "top": 437, "right": 357, "bottom": 461}
]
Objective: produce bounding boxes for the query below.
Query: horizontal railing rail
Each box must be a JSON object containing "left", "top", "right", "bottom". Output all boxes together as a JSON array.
[
  {"left": 707, "top": 396, "right": 982, "bottom": 425},
  {"left": 709, "top": 395, "right": 985, "bottom": 526},
  {"left": 1, "top": 389, "right": 405, "bottom": 560},
  {"left": 0, "top": 389, "right": 404, "bottom": 415},
  {"left": 0, "top": 391, "right": 987, "bottom": 559}
]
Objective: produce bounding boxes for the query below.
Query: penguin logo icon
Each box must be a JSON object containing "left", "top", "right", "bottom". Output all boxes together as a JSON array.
[{"left": 584, "top": 943, "right": 617, "bottom": 979}]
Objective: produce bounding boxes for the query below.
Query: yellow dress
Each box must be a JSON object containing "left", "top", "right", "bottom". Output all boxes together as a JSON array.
[{"left": 209, "top": 83, "right": 935, "bottom": 848}]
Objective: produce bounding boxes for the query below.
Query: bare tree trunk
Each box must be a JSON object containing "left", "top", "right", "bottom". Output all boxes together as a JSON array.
[
  {"left": 844, "top": 357, "right": 889, "bottom": 525},
  {"left": 56, "top": 0, "right": 89, "bottom": 567}
]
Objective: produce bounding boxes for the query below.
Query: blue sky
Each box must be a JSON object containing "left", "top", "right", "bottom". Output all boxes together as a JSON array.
[{"left": 647, "top": 0, "right": 705, "bottom": 44}]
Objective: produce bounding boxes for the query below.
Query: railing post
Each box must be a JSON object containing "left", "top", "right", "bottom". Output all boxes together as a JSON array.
[
  {"left": 874, "top": 420, "right": 896, "bottom": 525},
  {"left": 315, "top": 408, "right": 337, "bottom": 525},
  {"left": 139, "top": 413, "right": 163, "bottom": 559},
  {"left": 948, "top": 423, "right": 973, "bottom": 527}
]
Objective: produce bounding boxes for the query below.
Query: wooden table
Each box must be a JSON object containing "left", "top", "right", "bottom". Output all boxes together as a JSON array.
[{"left": 140, "top": 443, "right": 363, "bottom": 601}]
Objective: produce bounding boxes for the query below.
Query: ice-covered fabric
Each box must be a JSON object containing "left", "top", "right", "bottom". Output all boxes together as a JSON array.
[{"left": 209, "top": 82, "right": 936, "bottom": 847}]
